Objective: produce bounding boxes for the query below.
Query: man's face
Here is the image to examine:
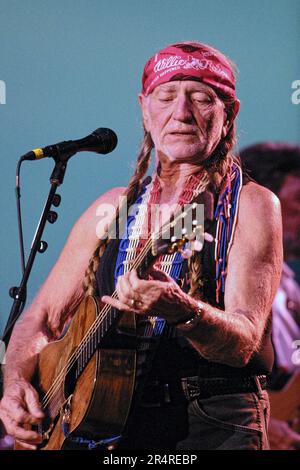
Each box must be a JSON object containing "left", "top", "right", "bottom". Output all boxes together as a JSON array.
[
  {"left": 278, "top": 174, "right": 300, "bottom": 259},
  {"left": 139, "top": 81, "right": 231, "bottom": 164}
]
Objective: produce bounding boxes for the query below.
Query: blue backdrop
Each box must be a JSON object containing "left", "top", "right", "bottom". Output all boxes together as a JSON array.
[{"left": 0, "top": 0, "right": 299, "bottom": 333}]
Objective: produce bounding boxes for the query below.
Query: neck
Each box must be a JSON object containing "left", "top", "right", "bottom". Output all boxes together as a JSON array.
[{"left": 156, "top": 157, "right": 204, "bottom": 188}]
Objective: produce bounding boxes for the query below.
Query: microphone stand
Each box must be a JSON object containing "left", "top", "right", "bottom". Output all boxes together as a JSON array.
[
  {"left": 1, "top": 154, "right": 73, "bottom": 348},
  {"left": 0, "top": 158, "right": 71, "bottom": 429}
]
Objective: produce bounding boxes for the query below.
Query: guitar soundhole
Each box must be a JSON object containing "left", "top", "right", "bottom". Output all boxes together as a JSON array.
[{"left": 64, "top": 360, "right": 77, "bottom": 398}]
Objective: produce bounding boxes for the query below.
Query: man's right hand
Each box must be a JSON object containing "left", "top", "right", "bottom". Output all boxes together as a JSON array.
[{"left": 0, "top": 379, "right": 44, "bottom": 450}]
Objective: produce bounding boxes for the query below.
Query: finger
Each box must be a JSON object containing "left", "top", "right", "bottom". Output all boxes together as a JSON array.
[
  {"left": 147, "top": 267, "right": 173, "bottom": 282},
  {"left": 13, "top": 425, "right": 42, "bottom": 443},
  {"left": 129, "top": 269, "right": 152, "bottom": 293},
  {"left": 2, "top": 399, "right": 35, "bottom": 425},
  {"left": 24, "top": 387, "right": 44, "bottom": 419},
  {"left": 15, "top": 439, "right": 38, "bottom": 450},
  {"left": 117, "top": 275, "right": 134, "bottom": 303},
  {"left": 128, "top": 269, "right": 145, "bottom": 290},
  {"left": 101, "top": 295, "right": 136, "bottom": 313},
  {"left": 4, "top": 416, "right": 41, "bottom": 442}
]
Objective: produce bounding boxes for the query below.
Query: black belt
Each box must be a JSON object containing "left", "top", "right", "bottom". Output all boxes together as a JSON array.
[{"left": 139, "top": 375, "right": 267, "bottom": 407}]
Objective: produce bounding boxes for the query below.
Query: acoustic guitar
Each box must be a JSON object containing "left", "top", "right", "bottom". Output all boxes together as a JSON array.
[{"left": 15, "top": 202, "right": 204, "bottom": 450}]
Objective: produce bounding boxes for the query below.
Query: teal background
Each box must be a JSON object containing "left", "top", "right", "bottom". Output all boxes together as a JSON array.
[{"left": 0, "top": 0, "right": 299, "bottom": 333}]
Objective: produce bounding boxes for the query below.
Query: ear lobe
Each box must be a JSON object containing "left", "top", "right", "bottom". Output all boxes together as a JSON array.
[
  {"left": 137, "top": 93, "right": 144, "bottom": 108},
  {"left": 221, "top": 120, "right": 230, "bottom": 138},
  {"left": 138, "top": 93, "right": 150, "bottom": 132},
  {"left": 232, "top": 99, "right": 240, "bottom": 121},
  {"left": 222, "top": 99, "right": 240, "bottom": 137}
]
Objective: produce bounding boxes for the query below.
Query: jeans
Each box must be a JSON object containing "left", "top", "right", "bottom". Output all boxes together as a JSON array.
[
  {"left": 118, "top": 382, "right": 270, "bottom": 450},
  {"left": 176, "top": 390, "right": 270, "bottom": 450}
]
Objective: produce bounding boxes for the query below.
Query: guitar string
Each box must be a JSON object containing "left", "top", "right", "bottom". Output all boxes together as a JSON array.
[
  {"left": 41, "top": 235, "right": 153, "bottom": 410},
  {"left": 41, "top": 182, "right": 206, "bottom": 411}
]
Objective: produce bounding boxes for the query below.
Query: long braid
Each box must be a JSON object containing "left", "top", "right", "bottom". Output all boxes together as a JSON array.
[
  {"left": 188, "top": 95, "right": 238, "bottom": 299},
  {"left": 82, "top": 131, "right": 154, "bottom": 296},
  {"left": 186, "top": 172, "right": 210, "bottom": 298}
]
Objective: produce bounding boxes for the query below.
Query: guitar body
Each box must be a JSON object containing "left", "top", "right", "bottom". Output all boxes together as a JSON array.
[
  {"left": 15, "top": 296, "right": 136, "bottom": 450},
  {"left": 268, "top": 371, "right": 300, "bottom": 431}
]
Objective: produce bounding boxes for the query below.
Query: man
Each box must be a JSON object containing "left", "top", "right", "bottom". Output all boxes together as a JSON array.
[
  {"left": 0, "top": 42, "right": 282, "bottom": 450},
  {"left": 241, "top": 142, "right": 300, "bottom": 450}
]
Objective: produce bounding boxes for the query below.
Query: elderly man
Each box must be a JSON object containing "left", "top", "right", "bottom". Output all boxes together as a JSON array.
[
  {"left": 241, "top": 142, "right": 300, "bottom": 450},
  {"left": 0, "top": 42, "right": 282, "bottom": 450}
]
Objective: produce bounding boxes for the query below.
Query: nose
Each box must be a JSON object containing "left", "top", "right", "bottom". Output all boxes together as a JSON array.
[{"left": 172, "top": 94, "right": 194, "bottom": 123}]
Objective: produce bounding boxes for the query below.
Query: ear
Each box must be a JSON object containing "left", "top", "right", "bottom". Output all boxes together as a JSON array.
[
  {"left": 221, "top": 119, "right": 230, "bottom": 138},
  {"left": 221, "top": 99, "right": 240, "bottom": 138},
  {"left": 138, "top": 93, "right": 151, "bottom": 132}
]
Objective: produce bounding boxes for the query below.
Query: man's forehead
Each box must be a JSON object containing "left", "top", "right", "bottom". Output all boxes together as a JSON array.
[{"left": 154, "top": 80, "right": 215, "bottom": 94}]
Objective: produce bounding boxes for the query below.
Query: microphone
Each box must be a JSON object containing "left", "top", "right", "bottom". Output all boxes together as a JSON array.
[{"left": 20, "top": 127, "right": 118, "bottom": 162}]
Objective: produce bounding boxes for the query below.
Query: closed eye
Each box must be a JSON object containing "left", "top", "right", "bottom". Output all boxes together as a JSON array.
[
  {"left": 158, "top": 98, "right": 174, "bottom": 103},
  {"left": 158, "top": 95, "right": 175, "bottom": 102},
  {"left": 193, "top": 97, "right": 212, "bottom": 104},
  {"left": 192, "top": 92, "right": 214, "bottom": 104}
]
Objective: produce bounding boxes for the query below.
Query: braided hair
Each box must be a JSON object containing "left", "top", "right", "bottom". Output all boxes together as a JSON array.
[{"left": 187, "top": 91, "right": 239, "bottom": 298}]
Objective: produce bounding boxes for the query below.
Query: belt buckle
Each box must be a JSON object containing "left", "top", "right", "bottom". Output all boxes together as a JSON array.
[{"left": 182, "top": 376, "right": 201, "bottom": 401}]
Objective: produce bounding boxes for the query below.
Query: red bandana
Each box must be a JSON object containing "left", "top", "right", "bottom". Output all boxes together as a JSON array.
[{"left": 141, "top": 42, "right": 237, "bottom": 99}]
